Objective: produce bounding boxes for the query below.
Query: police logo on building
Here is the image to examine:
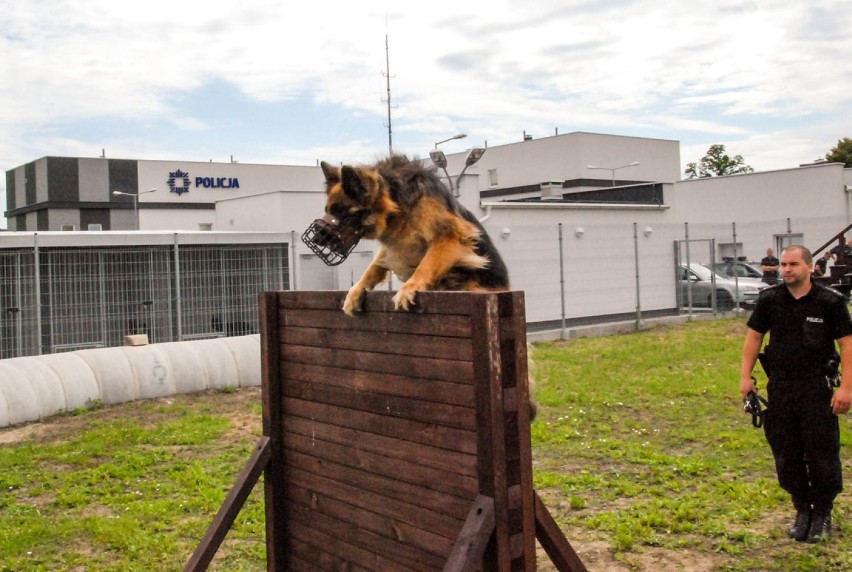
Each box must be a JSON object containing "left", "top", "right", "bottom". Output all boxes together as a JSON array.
[{"left": 168, "top": 169, "right": 192, "bottom": 196}]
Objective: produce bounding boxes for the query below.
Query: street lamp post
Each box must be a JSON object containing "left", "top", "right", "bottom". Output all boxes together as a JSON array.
[
  {"left": 113, "top": 189, "right": 156, "bottom": 230},
  {"left": 434, "top": 133, "right": 467, "bottom": 148},
  {"left": 587, "top": 161, "right": 640, "bottom": 187}
]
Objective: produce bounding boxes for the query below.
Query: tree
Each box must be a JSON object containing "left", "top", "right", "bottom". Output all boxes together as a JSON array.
[
  {"left": 685, "top": 144, "right": 754, "bottom": 179},
  {"left": 825, "top": 137, "right": 852, "bottom": 167}
]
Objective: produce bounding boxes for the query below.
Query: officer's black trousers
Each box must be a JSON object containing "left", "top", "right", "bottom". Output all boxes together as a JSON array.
[{"left": 764, "top": 378, "right": 842, "bottom": 513}]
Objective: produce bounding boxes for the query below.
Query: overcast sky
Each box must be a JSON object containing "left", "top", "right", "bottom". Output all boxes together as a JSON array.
[{"left": 3, "top": 0, "right": 852, "bottom": 227}]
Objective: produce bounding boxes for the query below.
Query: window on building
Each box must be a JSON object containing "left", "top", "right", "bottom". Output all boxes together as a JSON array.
[{"left": 488, "top": 169, "right": 498, "bottom": 187}]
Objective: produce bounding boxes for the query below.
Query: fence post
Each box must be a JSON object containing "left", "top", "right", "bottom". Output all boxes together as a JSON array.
[
  {"left": 633, "top": 222, "right": 641, "bottom": 331},
  {"left": 684, "top": 223, "right": 693, "bottom": 319},
  {"left": 558, "top": 223, "right": 566, "bottom": 340},
  {"left": 732, "top": 222, "right": 741, "bottom": 312},
  {"left": 33, "top": 233, "right": 43, "bottom": 355},
  {"left": 173, "top": 233, "right": 183, "bottom": 341}
]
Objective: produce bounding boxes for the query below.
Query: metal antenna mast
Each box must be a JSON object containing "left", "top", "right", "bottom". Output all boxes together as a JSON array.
[{"left": 382, "top": 33, "right": 395, "bottom": 155}]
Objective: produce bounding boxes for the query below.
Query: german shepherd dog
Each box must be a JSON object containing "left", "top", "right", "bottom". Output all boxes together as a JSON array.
[
  {"left": 305, "top": 154, "right": 536, "bottom": 419},
  {"left": 313, "top": 154, "right": 510, "bottom": 316}
]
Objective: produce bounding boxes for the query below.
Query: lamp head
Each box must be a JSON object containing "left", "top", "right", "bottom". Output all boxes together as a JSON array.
[
  {"left": 464, "top": 147, "right": 486, "bottom": 167},
  {"left": 429, "top": 150, "right": 448, "bottom": 169}
]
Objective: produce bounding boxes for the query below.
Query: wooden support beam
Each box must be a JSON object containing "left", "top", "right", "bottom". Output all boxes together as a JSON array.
[
  {"left": 534, "top": 492, "right": 588, "bottom": 572},
  {"left": 443, "top": 495, "right": 496, "bottom": 572},
  {"left": 184, "top": 437, "right": 272, "bottom": 572}
]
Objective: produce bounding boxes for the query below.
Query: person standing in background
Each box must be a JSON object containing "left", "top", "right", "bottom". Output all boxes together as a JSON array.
[{"left": 761, "top": 248, "right": 780, "bottom": 285}]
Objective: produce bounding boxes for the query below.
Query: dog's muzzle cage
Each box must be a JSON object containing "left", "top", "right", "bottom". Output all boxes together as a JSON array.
[{"left": 301, "top": 214, "right": 365, "bottom": 266}]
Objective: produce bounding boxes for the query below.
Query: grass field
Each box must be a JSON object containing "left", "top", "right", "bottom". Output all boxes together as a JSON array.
[{"left": 0, "top": 317, "right": 849, "bottom": 571}]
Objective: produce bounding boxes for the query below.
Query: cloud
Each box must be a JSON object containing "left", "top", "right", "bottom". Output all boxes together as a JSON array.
[{"left": 3, "top": 0, "right": 852, "bottom": 227}]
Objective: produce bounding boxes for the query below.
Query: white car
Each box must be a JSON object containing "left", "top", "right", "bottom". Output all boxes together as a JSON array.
[{"left": 679, "top": 263, "right": 765, "bottom": 310}]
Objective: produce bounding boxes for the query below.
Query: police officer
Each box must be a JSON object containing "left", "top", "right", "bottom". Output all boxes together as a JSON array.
[
  {"left": 740, "top": 245, "right": 852, "bottom": 543},
  {"left": 760, "top": 247, "right": 780, "bottom": 285}
]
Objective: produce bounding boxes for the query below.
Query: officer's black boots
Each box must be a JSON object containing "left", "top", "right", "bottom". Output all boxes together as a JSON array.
[
  {"left": 806, "top": 512, "right": 832, "bottom": 543},
  {"left": 787, "top": 508, "right": 812, "bottom": 541}
]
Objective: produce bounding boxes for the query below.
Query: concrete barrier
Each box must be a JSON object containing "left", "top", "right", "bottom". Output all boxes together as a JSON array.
[{"left": 0, "top": 335, "right": 261, "bottom": 429}]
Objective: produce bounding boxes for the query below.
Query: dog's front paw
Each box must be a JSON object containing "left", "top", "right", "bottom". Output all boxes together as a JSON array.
[
  {"left": 392, "top": 284, "right": 420, "bottom": 311},
  {"left": 343, "top": 287, "right": 366, "bottom": 316}
]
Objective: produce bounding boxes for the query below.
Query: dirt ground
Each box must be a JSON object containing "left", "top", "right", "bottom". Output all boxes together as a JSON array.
[{"left": 0, "top": 387, "right": 766, "bottom": 571}]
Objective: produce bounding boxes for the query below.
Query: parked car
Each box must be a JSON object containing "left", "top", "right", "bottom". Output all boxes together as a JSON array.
[
  {"left": 711, "top": 260, "right": 765, "bottom": 281},
  {"left": 679, "top": 263, "right": 764, "bottom": 310}
]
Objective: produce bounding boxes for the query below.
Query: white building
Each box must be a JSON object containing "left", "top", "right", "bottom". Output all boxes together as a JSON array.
[
  {"left": 4, "top": 157, "right": 323, "bottom": 232},
  {"left": 5, "top": 131, "right": 851, "bottom": 331}
]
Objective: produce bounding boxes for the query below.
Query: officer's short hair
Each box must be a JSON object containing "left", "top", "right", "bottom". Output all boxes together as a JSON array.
[{"left": 783, "top": 245, "right": 813, "bottom": 264}]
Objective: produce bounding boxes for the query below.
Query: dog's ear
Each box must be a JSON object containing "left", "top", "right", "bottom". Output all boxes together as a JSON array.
[
  {"left": 341, "top": 166, "right": 369, "bottom": 203},
  {"left": 320, "top": 161, "right": 341, "bottom": 188}
]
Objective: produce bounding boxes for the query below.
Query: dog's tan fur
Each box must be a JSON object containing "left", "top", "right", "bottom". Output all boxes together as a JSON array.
[{"left": 319, "top": 155, "right": 509, "bottom": 316}]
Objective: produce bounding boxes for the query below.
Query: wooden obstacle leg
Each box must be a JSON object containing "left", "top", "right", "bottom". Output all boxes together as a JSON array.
[
  {"left": 443, "top": 495, "right": 496, "bottom": 572},
  {"left": 534, "top": 492, "right": 588, "bottom": 572},
  {"left": 184, "top": 437, "right": 272, "bottom": 572}
]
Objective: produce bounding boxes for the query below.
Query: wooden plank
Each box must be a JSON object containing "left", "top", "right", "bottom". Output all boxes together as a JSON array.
[
  {"left": 443, "top": 495, "right": 496, "bottom": 572},
  {"left": 279, "top": 290, "right": 485, "bottom": 317},
  {"left": 281, "top": 345, "right": 475, "bottom": 384},
  {"left": 470, "top": 293, "right": 511, "bottom": 572},
  {"left": 258, "top": 291, "right": 287, "bottom": 572},
  {"left": 280, "top": 377, "right": 476, "bottom": 430},
  {"left": 286, "top": 489, "right": 454, "bottom": 567},
  {"left": 281, "top": 415, "right": 478, "bottom": 476},
  {"left": 282, "top": 432, "right": 478, "bottom": 499},
  {"left": 287, "top": 465, "right": 467, "bottom": 540},
  {"left": 280, "top": 307, "right": 473, "bottom": 338},
  {"left": 184, "top": 437, "right": 271, "bottom": 572},
  {"left": 279, "top": 362, "right": 475, "bottom": 407},
  {"left": 281, "top": 397, "right": 478, "bottom": 455},
  {"left": 288, "top": 500, "right": 447, "bottom": 572},
  {"left": 534, "top": 492, "right": 588, "bottom": 572},
  {"left": 507, "top": 291, "right": 536, "bottom": 570},
  {"left": 288, "top": 536, "right": 372, "bottom": 572},
  {"left": 280, "top": 326, "right": 474, "bottom": 360},
  {"left": 284, "top": 448, "right": 472, "bottom": 520}
]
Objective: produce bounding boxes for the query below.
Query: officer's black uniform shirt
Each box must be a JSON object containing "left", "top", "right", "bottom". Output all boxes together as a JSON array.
[
  {"left": 747, "top": 282, "right": 852, "bottom": 382},
  {"left": 761, "top": 256, "right": 780, "bottom": 281}
]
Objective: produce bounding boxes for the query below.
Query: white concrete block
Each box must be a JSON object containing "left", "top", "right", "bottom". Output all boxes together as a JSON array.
[
  {"left": 0, "top": 366, "right": 41, "bottom": 426},
  {"left": 5, "top": 359, "right": 65, "bottom": 419},
  {"left": 123, "top": 334, "right": 149, "bottom": 346},
  {"left": 39, "top": 353, "right": 100, "bottom": 412},
  {"left": 124, "top": 346, "right": 176, "bottom": 399},
  {"left": 154, "top": 342, "right": 208, "bottom": 395},
  {"left": 192, "top": 339, "right": 239, "bottom": 390},
  {"left": 76, "top": 347, "right": 139, "bottom": 405},
  {"left": 222, "top": 335, "right": 261, "bottom": 386},
  {"left": 0, "top": 364, "right": 15, "bottom": 427}
]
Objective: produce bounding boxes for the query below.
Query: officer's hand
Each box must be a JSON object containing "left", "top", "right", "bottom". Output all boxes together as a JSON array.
[
  {"left": 739, "top": 376, "right": 756, "bottom": 400},
  {"left": 831, "top": 386, "right": 851, "bottom": 415}
]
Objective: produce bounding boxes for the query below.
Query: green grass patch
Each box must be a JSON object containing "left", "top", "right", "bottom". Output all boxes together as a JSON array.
[
  {"left": 0, "top": 319, "right": 850, "bottom": 570},
  {"left": 0, "top": 396, "right": 266, "bottom": 571},
  {"left": 531, "top": 317, "right": 852, "bottom": 570}
]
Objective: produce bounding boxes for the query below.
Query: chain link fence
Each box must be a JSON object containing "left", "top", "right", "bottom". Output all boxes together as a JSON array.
[
  {"left": 0, "top": 233, "right": 288, "bottom": 359},
  {"left": 2, "top": 215, "right": 847, "bottom": 358}
]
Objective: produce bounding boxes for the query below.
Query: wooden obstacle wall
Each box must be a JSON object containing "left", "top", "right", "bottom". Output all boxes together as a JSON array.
[
  {"left": 261, "top": 290, "right": 534, "bottom": 571},
  {"left": 186, "top": 290, "right": 586, "bottom": 571}
]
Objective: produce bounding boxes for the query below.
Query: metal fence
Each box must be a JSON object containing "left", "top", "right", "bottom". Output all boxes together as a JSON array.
[
  {"left": 469, "top": 214, "right": 849, "bottom": 335},
  {"left": 1, "top": 234, "right": 288, "bottom": 359}
]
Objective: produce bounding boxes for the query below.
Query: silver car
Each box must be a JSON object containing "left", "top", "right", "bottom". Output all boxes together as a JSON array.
[
  {"left": 711, "top": 260, "right": 766, "bottom": 281},
  {"left": 679, "top": 263, "right": 764, "bottom": 310}
]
